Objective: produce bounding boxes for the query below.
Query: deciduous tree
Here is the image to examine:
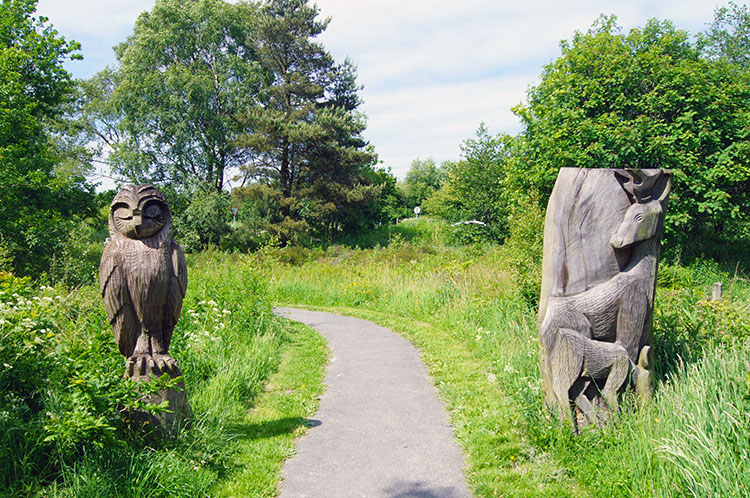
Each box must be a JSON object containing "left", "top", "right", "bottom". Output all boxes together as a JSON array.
[
  {"left": 0, "top": 0, "right": 94, "bottom": 276},
  {"left": 423, "top": 125, "right": 511, "bottom": 241},
  {"left": 82, "top": 0, "right": 264, "bottom": 192},
  {"left": 400, "top": 157, "right": 447, "bottom": 209},
  {"left": 512, "top": 16, "right": 750, "bottom": 247}
]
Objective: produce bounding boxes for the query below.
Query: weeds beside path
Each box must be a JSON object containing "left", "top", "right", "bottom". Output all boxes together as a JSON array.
[{"left": 215, "top": 320, "right": 328, "bottom": 497}]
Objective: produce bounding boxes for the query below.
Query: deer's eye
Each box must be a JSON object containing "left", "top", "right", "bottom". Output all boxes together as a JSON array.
[{"left": 634, "top": 213, "right": 644, "bottom": 222}]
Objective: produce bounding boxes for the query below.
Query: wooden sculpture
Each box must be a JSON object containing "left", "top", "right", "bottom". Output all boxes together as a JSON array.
[
  {"left": 539, "top": 168, "right": 671, "bottom": 427},
  {"left": 99, "top": 184, "right": 188, "bottom": 430}
]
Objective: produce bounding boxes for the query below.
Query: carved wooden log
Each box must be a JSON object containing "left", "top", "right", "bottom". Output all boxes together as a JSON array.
[
  {"left": 99, "top": 184, "right": 189, "bottom": 432},
  {"left": 539, "top": 168, "right": 671, "bottom": 427}
]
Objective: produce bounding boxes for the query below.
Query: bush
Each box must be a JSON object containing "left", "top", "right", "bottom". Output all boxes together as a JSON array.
[
  {"left": 502, "top": 191, "right": 546, "bottom": 306},
  {"left": 172, "top": 188, "right": 232, "bottom": 253}
]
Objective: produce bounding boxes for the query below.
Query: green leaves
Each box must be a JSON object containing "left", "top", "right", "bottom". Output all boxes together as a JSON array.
[
  {"left": 514, "top": 16, "right": 750, "bottom": 251},
  {"left": 84, "top": 0, "right": 264, "bottom": 191},
  {"left": 0, "top": 0, "right": 95, "bottom": 277}
]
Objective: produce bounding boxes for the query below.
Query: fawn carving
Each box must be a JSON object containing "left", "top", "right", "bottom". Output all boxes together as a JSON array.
[{"left": 539, "top": 169, "right": 671, "bottom": 427}]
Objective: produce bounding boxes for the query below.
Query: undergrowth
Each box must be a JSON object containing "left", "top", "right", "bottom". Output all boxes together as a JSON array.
[{"left": 0, "top": 253, "right": 295, "bottom": 497}]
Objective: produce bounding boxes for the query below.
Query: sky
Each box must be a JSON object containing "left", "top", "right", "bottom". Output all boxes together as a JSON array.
[{"left": 37, "top": 0, "right": 725, "bottom": 182}]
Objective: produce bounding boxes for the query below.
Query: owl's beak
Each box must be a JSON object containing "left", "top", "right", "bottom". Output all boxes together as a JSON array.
[{"left": 130, "top": 208, "right": 143, "bottom": 237}]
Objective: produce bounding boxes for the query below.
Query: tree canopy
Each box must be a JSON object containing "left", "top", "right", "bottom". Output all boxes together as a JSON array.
[
  {"left": 234, "top": 0, "right": 379, "bottom": 241},
  {"left": 0, "top": 0, "right": 94, "bottom": 276},
  {"left": 702, "top": 1, "right": 750, "bottom": 68},
  {"left": 80, "top": 0, "right": 264, "bottom": 192},
  {"left": 423, "top": 124, "right": 511, "bottom": 241},
  {"left": 511, "top": 15, "right": 750, "bottom": 247},
  {"left": 400, "top": 157, "right": 447, "bottom": 209}
]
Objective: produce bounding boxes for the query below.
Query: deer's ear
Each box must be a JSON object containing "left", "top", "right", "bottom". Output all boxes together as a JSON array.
[
  {"left": 652, "top": 170, "right": 672, "bottom": 204},
  {"left": 614, "top": 170, "right": 637, "bottom": 203}
]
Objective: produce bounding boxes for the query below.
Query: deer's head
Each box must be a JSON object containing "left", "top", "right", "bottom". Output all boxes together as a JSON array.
[{"left": 610, "top": 169, "right": 672, "bottom": 250}]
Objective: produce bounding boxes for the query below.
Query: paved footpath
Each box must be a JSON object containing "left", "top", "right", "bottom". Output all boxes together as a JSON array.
[{"left": 275, "top": 308, "right": 472, "bottom": 498}]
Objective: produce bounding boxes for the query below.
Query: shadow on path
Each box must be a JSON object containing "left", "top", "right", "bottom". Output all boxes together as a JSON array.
[{"left": 384, "top": 480, "right": 466, "bottom": 498}]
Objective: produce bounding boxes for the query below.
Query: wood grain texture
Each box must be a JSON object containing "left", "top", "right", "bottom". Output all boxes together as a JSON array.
[
  {"left": 539, "top": 168, "right": 671, "bottom": 427},
  {"left": 99, "top": 184, "right": 189, "bottom": 432}
]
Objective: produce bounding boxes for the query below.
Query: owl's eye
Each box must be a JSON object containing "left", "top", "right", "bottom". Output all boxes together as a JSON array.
[
  {"left": 143, "top": 203, "right": 163, "bottom": 219},
  {"left": 113, "top": 205, "right": 132, "bottom": 220}
]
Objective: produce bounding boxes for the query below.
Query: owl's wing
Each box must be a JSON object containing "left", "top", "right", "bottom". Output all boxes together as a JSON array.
[
  {"left": 100, "top": 243, "right": 140, "bottom": 357},
  {"left": 166, "top": 240, "right": 187, "bottom": 333}
]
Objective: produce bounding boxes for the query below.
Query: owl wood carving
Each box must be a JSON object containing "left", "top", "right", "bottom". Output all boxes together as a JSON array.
[{"left": 99, "top": 184, "right": 187, "bottom": 377}]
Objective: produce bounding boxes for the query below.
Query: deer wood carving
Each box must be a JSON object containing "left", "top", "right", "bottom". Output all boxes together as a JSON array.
[{"left": 539, "top": 169, "right": 671, "bottom": 425}]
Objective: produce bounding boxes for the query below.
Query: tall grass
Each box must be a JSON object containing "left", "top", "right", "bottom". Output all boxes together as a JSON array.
[
  {"left": 0, "top": 251, "right": 290, "bottom": 496},
  {"left": 265, "top": 220, "right": 750, "bottom": 497}
]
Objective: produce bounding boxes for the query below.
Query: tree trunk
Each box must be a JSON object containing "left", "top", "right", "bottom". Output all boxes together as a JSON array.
[{"left": 280, "top": 140, "right": 290, "bottom": 197}]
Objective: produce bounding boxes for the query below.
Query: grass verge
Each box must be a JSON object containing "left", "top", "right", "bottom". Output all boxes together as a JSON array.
[
  {"left": 266, "top": 237, "right": 750, "bottom": 497},
  {"left": 0, "top": 254, "right": 329, "bottom": 497},
  {"left": 214, "top": 320, "right": 328, "bottom": 497}
]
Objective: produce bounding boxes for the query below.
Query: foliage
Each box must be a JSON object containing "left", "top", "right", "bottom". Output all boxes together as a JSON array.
[
  {"left": 366, "top": 166, "right": 410, "bottom": 223},
  {"left": 502, "top": 190, "right": 545, "bottom": 305},
  {"left": 171, "top": 186, "right": 232, "bottom": 252},
  {"left": 0, "top": 0, "right": 96, "bottom": 277},
  {"left": 424, "top": 124, "right": 512, "bottom": 242},
  {"left": 231, "top": 0, "right": 380, "bottom": 243},
  {"left": 230, "top": 183, "right": 310, "bottom": 248},
  {"left": 399, "top": 157, "right": 447, "bottom": 210},
  {"left": 0, "top": 251, "right": 307, "bottom": 496},
  {"left": 80, "top": 0, "right": 264, "bottom": 191},
  {"left": 702, "top": 1, "right": 750, "bottom": 68},
  {"left": 511, "top": 15, "right": 750, "bottom": 251}
]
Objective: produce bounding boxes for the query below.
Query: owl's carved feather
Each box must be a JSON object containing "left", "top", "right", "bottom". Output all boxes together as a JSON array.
[
  {"left": 165, "top": 240, "right": 187, "bottom": 350},
  {"left": 100, "top": 242, "right": 141, "bottom": 357},
  {"left": 100, "top": 184, "right": 186, "bottom": 361}
]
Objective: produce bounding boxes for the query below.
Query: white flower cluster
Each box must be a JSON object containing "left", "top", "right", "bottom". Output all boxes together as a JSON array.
[
  {"left": 0, "top": 289, "right": 63, "bottom": 331},
  {"left": 182, "top": 299, "right": 232, "bottom": 350}
]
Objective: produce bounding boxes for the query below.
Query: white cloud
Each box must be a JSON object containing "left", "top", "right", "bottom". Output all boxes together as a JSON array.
[
  {"left": 36, "top": 0, "right": 152, "bottom": 39},
  {"left": 315, "top": 0, "right": 720, "bottom": 177},
  {"left": 36, "top": 0, "right": 154, "bottom": 77}
]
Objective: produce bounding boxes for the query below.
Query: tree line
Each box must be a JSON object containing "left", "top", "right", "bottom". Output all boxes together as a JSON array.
[
  {"left": 2, "top": 0, "right": 749, "bottom": 282},
  {"left": 404, "top": 6, "right": 750, "bottom": 263}
]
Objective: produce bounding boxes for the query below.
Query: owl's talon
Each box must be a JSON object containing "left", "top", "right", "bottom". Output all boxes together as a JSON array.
[{"left": 153, "top": 354, "right": 177, "bottom": 375}]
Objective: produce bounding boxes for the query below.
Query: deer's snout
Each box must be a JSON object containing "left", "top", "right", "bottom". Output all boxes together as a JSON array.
[{"left": 610, "top": 201, "right": 663, "bottom": 250}]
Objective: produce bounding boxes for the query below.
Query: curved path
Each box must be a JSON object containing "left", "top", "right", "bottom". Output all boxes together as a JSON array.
[{"left": 275, "top": 308, "right": 472, "bottom": 498}]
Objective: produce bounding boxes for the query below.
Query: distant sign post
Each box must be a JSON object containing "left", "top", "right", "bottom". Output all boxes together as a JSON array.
[
  {"left": 414, "top": 206, "right": 421, "bottom": 218},
  {"left": 231, "top": 207, "right": 239, "bottom": 229}
]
